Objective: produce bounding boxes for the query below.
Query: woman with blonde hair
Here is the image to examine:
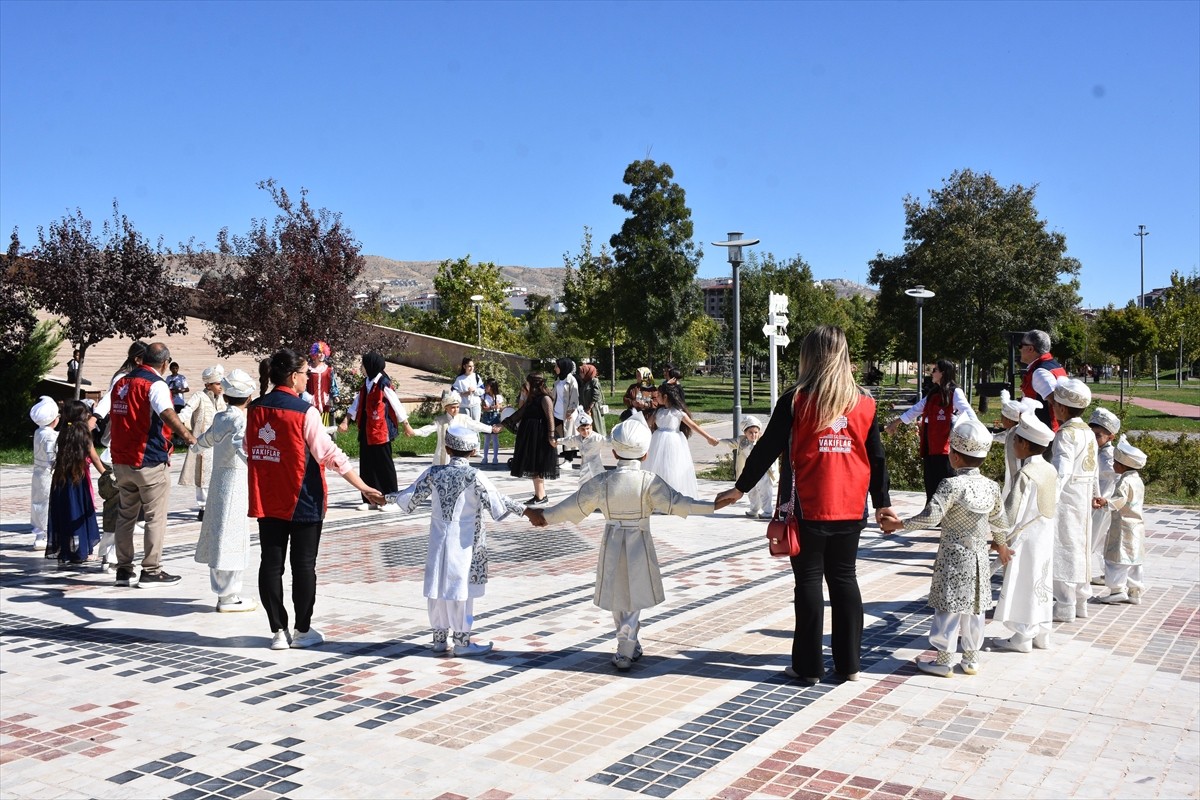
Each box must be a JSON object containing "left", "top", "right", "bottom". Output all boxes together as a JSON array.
[{"left": 716, "top": 326, "right": 897, "bottom": 685}]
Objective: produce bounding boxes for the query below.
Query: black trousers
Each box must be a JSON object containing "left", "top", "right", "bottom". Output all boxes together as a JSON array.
[
  {"left": 359, "top": 440, "right": 398, "bottom": 503},
  {"left": 789, "top": 525, "right": 864, "bottom": 679},
  {"left": 922, "top": 454, "right": 956, "bottom": 503},
  {"left": 258, "top": 518, "right": 322, "bottom": 634}
]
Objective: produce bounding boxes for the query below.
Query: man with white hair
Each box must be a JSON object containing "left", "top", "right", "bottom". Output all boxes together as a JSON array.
[{"left": 1019, "top": 329, "right": 1068, "bottom": 431}]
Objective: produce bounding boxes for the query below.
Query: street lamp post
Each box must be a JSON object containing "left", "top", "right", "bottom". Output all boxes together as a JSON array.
[
  {"left": 470, "top": 295, "right": 484, "bottom": 349},
  {"left": 712, "top": 232, "right": 760, "bottom": 436},
  {"left": 1135, "top": 225, "right": 1149, "bottom": 309},
  {"left": 904, "top": 285, "right": 936, "bottom": 392}
]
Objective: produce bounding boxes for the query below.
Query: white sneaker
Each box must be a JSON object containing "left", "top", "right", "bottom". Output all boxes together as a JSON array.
[
  {"left": 1032, "top": 632, "right": 1052, "bottom": 650},
  {"left": 990, "top": 635, "right": 1032, "bottom": 654},
  {"left": 917, "top": 659, "right": 953, "bottom": 677},
  {"left": 1076, "top": 598, "right": 1090, "bottom": 619},
  {"left": 290, "top": 628, "right": 324, "bottom": 648},
  {"left": 1100, "top": 591, "right": 1129, "bottom": 604},
  {"left": 270, "top": 630, "right": 291, "bottom": 650},
  {"left": 452, "top": 641, "right": 493, "bottom": 657},
  {"left": 357, "top": 503, "right": 372, "bottom": 511},
  {"left": 32, "top": 536, "right": 46, "bottom": 550},
  {"left": 611, "top": 653, "right": 633, "bottom": 671},
  {"left": 216, "top": 597, "right": 258, "bottom": 613},
  {"left": 960, "top": 661, "right": 980, "bottom": 676}
]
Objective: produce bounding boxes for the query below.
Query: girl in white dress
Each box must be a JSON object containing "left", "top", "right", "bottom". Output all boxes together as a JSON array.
[{"left": 643, "top": 383, "right": 719, "bottom": 497}]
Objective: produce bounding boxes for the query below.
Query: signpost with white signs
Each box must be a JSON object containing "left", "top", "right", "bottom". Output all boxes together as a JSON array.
[{"left": 765, "top": 292, "right": 789, "bottom": 411}]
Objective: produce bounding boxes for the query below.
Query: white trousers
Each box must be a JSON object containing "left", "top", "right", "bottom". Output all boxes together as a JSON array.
[
  {"left": 1090, "top": 508, "right": 1110, "bottom": 576},
  {"left": 1004, "top": 619, "right": 1052, "bottom": 637},
  {"left": 211, "top": 568, "right": 244, "bottom": 600},
  {"left": 1105, "top": 562, "right": 1145, "bottom": 595},
  {"left": 1053, "top": 580, "right": 1088, "bottom": 619},
  {"left": 195, "top": 486, "right": 207, "bottom": 507},
  {"left": 746, "top": 480, "right": 774, "bottom": 516},
  {"left": 613, "top": 609, "right": 642, "bottom": 658},
  {"left": 930, "top": 610, "right": 984, "bottom": 654},
  {"left": 428, "top": 597, "right": 474, "bottom": 634}
]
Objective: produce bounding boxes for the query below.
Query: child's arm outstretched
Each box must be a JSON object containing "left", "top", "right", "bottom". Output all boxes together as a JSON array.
[
  {"left": 387, "top": 468, "right": 436, "bottom": 513},
  {"left": 886, "top": 481, "right": 953, "bottom": 533},
  {"left": 681, "top": 414, "right": 721, "bottom": 447}
]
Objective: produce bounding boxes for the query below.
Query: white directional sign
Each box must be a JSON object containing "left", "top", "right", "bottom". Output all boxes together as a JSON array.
[
  {"left": 774, "top": 333, "right": 790, "bottom": 348},
  {"left": 766, "top": 293, "right": 790, "bottom": 410},
  {"left": 762, "top": 322, "right": 777, "bottom": 337}
]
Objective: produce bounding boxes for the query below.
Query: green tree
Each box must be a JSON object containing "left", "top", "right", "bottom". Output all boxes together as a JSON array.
[
  {"left": 1095, "top": 302, "right": 1158, "bottom": 407},
  {"left": 429, "top": 255, "right": 519, "bottom": 352},
  {"left": 0, "top": 320, "right": 64, "bottom": 446},
  {"left": 609, "top": 159, "right": 703, "bottom": 366},
  {"left": 1149, "top": 269, "right": 1200, "bottom": 381},
  {"left": 192, "top": 180, "right": 373, "bottom": 358},
  {"left": 14, "top": 203, "right": 187, "bottom": 398},
  {"left": 868, "top": 169, "right": 1081, "bottom": 379},
  {"left": 561, "top": 227, "right": 627, "bottom": 385},
  {"left": 521, "top": 293, "right": 557, "bottom": 357},
  {"left": 1052, "top": 308, "right": 1093, "bottom": 372}
]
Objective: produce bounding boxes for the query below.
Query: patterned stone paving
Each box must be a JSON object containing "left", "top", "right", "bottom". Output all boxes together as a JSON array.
[{"left": 1, "top": 457, "right": 1197, "bottom": 799}]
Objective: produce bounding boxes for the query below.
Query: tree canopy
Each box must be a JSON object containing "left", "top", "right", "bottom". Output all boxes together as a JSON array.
[
  {"left": 560, "top": 226, "right": 626, "bottom": 370},
  {"left": 427, "top": 255, "right": 519, "bottom": 353},
  {"left": 868, "top": 169, "right": 1081, "bottom": 374},
  {"left": 191, "top": 180, "right": 371, "bottom": 358},
  {"left": 12, "top": 203, "right": 187, "bottom": 397},
  {"left": 609, "top": 159, "right": 703, "bottom": 367},
  {"left": 1095, "top": 302, "right": 1159, "bottom": 405},
  {"left": 1149, "top": 269, "right": 1200, "bottom": 376}
]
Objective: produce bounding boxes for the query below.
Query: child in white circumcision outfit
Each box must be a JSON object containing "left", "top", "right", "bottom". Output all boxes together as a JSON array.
[{"left": 715, "top": 415, "right": 777, "bottom": 519}]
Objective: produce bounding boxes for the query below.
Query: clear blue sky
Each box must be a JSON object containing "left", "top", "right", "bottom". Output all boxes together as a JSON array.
[{"left": 2, "top": 0, "right": 1197, "bottom": 310}]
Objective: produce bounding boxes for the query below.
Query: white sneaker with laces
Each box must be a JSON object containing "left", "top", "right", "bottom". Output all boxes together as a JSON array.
[
  {"left": 270, "top": 630, "right": 291, "bottom": 650},
  {"left": 217, "top": 597, "right": 258, "bottom": 613},
  {"left": 290, "top": 628, "right": 325, "bottom": 648}
]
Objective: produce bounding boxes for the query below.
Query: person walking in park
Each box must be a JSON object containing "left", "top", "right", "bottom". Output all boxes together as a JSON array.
[
  {"left": 178, "top": 365, "right": 227, "bottom": 521},
  {"left": 451, "top": 357, "right": 486, "bottom": 422},
  {"left": 1095, "top": 436, "right": 1149, "bottom": 606},
  {"left": 247, "top": 349, "right": 386, "bottom": 650},
  {"left": 577, "top": 363, "right": 606, "bottom": 436},
  {"left": 109, "top": 343, "right": 196, "bottom": 587},
  {"left": 165, "top": 361, "right": 189, "bottom": 413},
  {"left": 885, "top": 359, "right": 978, "bottom": 503},
  {"left": 191, "top": 369, "right": 258, "bottom": 613},
  {"left": 717, "top": 326, "right": 897, "bottom": 685}
]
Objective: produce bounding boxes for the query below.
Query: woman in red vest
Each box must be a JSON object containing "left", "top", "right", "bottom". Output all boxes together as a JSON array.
[
  {"left": 247, "top": 349, "right": 386, "bottom": 651},
  {"left": 716, "top": 326, "right": 897, "bottom": 685},
  {"left": 885, "top": 359, "right": 979, "bottom": 502}
]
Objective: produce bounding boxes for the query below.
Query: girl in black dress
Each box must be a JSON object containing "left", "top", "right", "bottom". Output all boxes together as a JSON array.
[{"left": 504, "top": 372, "right": 558, "bottom": 504}]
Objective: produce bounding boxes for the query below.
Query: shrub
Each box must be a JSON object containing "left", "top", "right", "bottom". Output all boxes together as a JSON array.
[
  {"left": 1131, "top": 433, "right": 1200, "bottom": 502},
  {"left": 0, "top": 321, "right": 64, "bottom": 447}
]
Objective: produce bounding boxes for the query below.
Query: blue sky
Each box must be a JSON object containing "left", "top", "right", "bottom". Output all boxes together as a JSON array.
[{"left": 2, "top": 0, "right": 1197, "bottom": 310}]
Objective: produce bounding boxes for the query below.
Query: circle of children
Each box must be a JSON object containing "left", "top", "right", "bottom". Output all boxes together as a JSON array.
[{"left": 28, "top": 335, "right": 1147, "bottom": 676}]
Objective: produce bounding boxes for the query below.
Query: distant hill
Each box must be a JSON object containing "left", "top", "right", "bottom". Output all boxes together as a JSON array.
[{"left": 820, "top": 278, "right": 877, "bottom": 300}]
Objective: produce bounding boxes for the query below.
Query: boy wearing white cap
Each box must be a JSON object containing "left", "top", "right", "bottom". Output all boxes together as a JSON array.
[
  {"left": 881, "top": 417, "right": 1009, "bottom": 677},
  {"left": 411, "top": 390, "right": 498, "bottom": 467},
  {"left": 179, "top": 365, "right": 227, "bottom": 521},
  {"left": 1088, "top": 407, "right": 1121, "bottom": 585},
  {"left": 1094, "top": 436, "right": 1148, "bottom": 605},
  {"left": 29, "top": 396, "right": 59, "bottom": 549},
  {"left": 191, "top": 369, "right": 259, "bottom": 612},
  {"left": 715, "top": 415, "right": 778, "bottom": 519},
  {"left": 388, "top": 421, "right": 532, "bottom": 656},
  {"left": 991, "top": 412, "right": 1058, "bottom": 653},
  {"left": 1048, "top": 378, "right": 1099, "bottom": 622},
  {"left": 526, "top": 419, "right": 716, "bottom": 671},
  {"left": 996, "top": 390, "right": 1042, "bottom": 502},
  {"left": 555, "top": 412, "right": 608, "bottom": 483}
]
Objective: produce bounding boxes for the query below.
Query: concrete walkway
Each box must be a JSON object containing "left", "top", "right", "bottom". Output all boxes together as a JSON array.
[
  {"left": 2, "top": 449, "right": 1197, "bottom": 799},
  {"left": 1092, "top": 393, "right": 1200, "bottom": 421}
]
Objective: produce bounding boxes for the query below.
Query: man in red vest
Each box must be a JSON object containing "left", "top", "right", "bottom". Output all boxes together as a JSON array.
[
  {"left": 1020, "top": 330, "right": 1068, "bottom": 432},
  {"left": 109, "top": 342, "right": 197, "bottom": 587}
]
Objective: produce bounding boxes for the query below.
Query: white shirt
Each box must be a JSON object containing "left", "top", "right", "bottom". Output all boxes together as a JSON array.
[{"left": 898, "top": 388, "right": 979, "bottom": 425}]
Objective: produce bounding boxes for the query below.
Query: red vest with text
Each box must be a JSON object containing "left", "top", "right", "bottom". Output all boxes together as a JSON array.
[
  {"left": 789, "top": 392, "right": 876, "bottom": 521},
  {"left": 247, "top": 387, "right": 328, "bottom": 523},
  {"left": 110, "top": 366, "right": 172, "bottom": 468},
  {"left": 1022, "top": 353, "right": 1067, "bottom": 431},
  {"left": 306, "top": 364, "right": 334, "bottom": 413},
  {"left": 356, "top": 374, "right": 399, "bottom": 446},
  {"left": 918, "top": 391, "right": 953, "bottom": 458}
]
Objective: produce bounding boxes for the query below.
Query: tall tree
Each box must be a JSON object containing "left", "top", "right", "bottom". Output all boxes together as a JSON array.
[
  {"left": 13, "top": 203, "right": 187, "bottom": 398},
  {"left": 868, "top": 169, "right": 1081, "bottom": 378},
  {"left": 1149, "top": 269, "right": 1200, "bottom": 381},
  {"left": 428, "top": 255, "right": 518, "bottom": 352},
  {"left": 190, "top": 180, "right": 371, "bottom": 358},
  {"left": 1095, "top": 302, "right": 1158, "bottom": 407},
  {"left": 609, "top": 159, "right": 703, "bottom": 366},
  {"left": 561, "top": 227, "right": 626, "bottom": 386}
]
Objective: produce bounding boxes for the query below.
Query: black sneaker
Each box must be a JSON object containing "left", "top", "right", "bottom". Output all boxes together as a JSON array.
[
  {"left": 139, "top": 569, "right": 181, "bottom": 584},
  {"left": 114, "top": 567, "right": 135, "bottom": 587},
  {"left": 530, "top": 496, "right": 549, "bottom": 506},
  {"left": 197, "top": 509, "right": 204, "bottom": 522}
]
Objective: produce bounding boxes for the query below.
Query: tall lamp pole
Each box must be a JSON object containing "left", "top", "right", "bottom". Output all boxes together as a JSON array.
[
  {"left": 713, "top": 233, "right": 760, "bottom": 436},
  {"left": 1135, "top": 225, "right": 1149, "bottom": 308},
  {"left": 470, "top": 294, "right": 484, "bottom": 348},
  {"left": 905, "top": 285, "right": 936, "bottom": 390}
]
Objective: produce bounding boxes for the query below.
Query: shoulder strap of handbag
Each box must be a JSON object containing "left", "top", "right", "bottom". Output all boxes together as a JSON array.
[{"left": 776, "top": 427, "right": 798, "bottom": 520}]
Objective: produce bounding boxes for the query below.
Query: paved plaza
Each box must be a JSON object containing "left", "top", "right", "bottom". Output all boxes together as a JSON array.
[{"left": 1, "top": 445, "right": 1197, "bottom": 800}]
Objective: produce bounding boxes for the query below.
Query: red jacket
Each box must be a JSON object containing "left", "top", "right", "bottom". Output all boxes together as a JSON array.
[
  {"left": 789, "top": 393, "right": 876, "bottom": 521},
  {"left": 918, "top": 391, "right": 953, "bottom": 457},
  {"left": 247, "top": 388, "right": 328, "bottom": 523},
  {"left": 110, "top": 367, "right": 172, "bottom": 468},
  {"left": 1022, "top": 353, "right": 1067, "bottom": 431},
  {"left": 356, "top": 375, "right": 399, "bottom": 446}
]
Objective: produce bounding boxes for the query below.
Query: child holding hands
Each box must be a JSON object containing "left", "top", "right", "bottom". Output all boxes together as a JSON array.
[
  {"left": 715, "top": 415, "right": 778, "bottom": 519},
  {"left": 555, "top": 412, "right": 608, "bottom": 483},
  {"left": 29, "top": 396, "right": 59, "bottom": 550},
  {"left": 881, "top": 418, "right": 1008, "bottom": 676},
  {"left": 1094, "top": 435, "right": 1148, "bottom": 606}
]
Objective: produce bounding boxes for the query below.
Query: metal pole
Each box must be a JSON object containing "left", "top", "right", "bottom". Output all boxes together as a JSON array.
[
  {"left": 732, "top": 256, "right": 742, "bottom": 437},
  {"left": 1136, "top": 225, "right": 1149, "bottom": 308},
  {"left": 769, "top": 328, "right": 778, "bottom": 412},
  {"left": 916, "top": 301, "right": 924, "bottom": 391},
  {"left": 475, "top": 304, "right": 482, "bottom": 348}
]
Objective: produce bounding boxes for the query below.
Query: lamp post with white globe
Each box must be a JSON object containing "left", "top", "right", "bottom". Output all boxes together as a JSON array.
[{"left": 905, "top": 285, "right": 935, "bottom": 391}]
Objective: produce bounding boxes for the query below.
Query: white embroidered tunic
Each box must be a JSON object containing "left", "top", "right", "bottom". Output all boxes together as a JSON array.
[
  {"left": 192, "top": 407, "right": 250, "bottom": 571},
  {"left": 389, "top": 458, "right": 526, "bottom": 601},
  {"left": 179, "top": 389, "right": 227, "bottom": 488},
  {"left": 557, "top": 431, "right": 609, "bottom": 482},
  {"left": 995, "top": 458, "right": 1057, "bottom": 626},
  {"left": 540, "top": 459, "right": 712, "bottom": 613},
  {"left": 1104, "top": 471, "right": 1145, "bottom": 566},
  {"left": 901, "top": 468, "right": 1008, "bottom": 614},
  {"left": 1051, "top": 417, "right": 1099, "bottom": 584}
]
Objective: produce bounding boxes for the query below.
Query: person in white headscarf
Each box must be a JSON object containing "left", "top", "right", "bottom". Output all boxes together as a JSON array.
[
  {"left": 881, "top": 418, "right": 1009, "bottom": 677},
  {"left": 191, "top": 369, "right": 258, "bottom": 612},
  {"left": 29, "top": 396, "right": 59, "bottom": 549},
  {"left": 178, "top": 365, "right": 227, "bottom": 520},
  {"left": 990, "top": 412, "right": 1057, "bottom": 653},
  {"left": 388, "top": 422, "right": 531, "bottom": 657},
  {"left": 1047, "top": 378, "right": 1098, "bottom": 623},
  {"left": 526, "top": 419, "right": 715, "bottom": 672}
]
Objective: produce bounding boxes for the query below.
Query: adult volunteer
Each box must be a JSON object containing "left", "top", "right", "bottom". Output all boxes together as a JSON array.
[{"left": 716, "top": 326, "right": 897, "bottom": 685}]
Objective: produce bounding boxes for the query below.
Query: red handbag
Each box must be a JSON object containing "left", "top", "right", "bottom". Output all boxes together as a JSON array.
[{"left": 766, "top": 508, "right": 800, "bottom": 557}]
